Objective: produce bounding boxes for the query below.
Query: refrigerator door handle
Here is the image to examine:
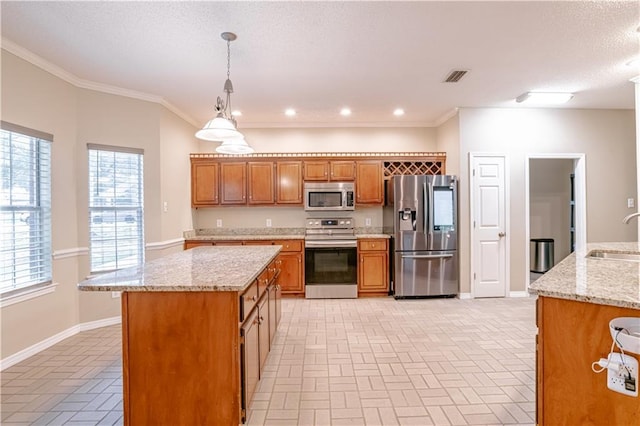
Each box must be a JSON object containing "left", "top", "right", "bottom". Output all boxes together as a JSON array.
[
  {"left": 401, "top": 254, "right": 453, "bottom": 259},
  {"left": 423, "top": 182, "right": 428, "bottom": 235}
]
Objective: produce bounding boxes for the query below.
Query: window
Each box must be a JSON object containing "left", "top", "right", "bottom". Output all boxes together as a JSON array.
[
  {"left": 0, "top": 122, "right": 52, "bottom": 294},
  {"left": 88, "top": 145, "right": 144, "bottom": 273}
]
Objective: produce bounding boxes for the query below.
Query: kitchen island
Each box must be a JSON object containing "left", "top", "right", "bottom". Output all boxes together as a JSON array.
[
  {"left": 78, "top": 245, "right": 282, "bottom": 426},
  {"left": 529, "top": 242, "right": 640, "bottom": 426}
]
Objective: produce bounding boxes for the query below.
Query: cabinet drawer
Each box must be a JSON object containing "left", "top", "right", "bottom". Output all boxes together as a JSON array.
[
  {"left": 358, "top": 239, "right": 388, "bottom": 251},
  {"left": 275, "top": 239, "right": 303, "bottom": 252},
  {"left": 240, "top": 280, "right": 259, "bottom": 323},
  {"left": 257, "top": 268, "right": 270, "bottom": 299}
]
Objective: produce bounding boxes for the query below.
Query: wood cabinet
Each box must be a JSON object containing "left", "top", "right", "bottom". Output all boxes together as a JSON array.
[
  {"left": 184, "top": 240, "right": 242, "bottom": 250},
  {"left": 303, "top": 160, "right": 355, "bottom": 181},
  {"left": 357, "top": 238, "right": 389, "bottom": 294},
  {"left": 220, "top": 162, "right": 246, "bottom": 205},
  {"left": 355, "top": 161, "right": 384, "bottom": 205},
  {"left": 257, "top": 293, "right": 270, "bottom": 372},
  {"left": 536, "top": 296, "right": 640, "bottom": 425},
  {"left": 248, "top": 162, "right": 275, "bottom": 205},
  {"left": 240, "top": 306, "right": 260, "bottom": 416},
  {"left": 191, "top": 161, "right": 219, "bottom": 207},
  {"left": 276, "top": 161, "right": 303, "bottom": 204}
]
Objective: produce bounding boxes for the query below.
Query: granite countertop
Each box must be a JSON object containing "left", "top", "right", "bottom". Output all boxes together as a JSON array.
[
  {"left": 77, "top": 246, "right": 281, "bottom": 292},
  {"left": 356, "top": 234, "right": 391, "bottom": 239},
  {"left": 183, "top": 227, "right": 391, "bottom": 240},
  {"left": 185, "top": 234, "right": 304, "bottom": 241},
  {"left": 529, "top": 242, "right": 640, "bottom": 310}
]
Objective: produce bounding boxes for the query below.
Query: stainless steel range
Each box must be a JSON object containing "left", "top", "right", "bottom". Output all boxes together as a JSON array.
[{"left": 304, "top": 217, "right": 357, "bottom": 299}]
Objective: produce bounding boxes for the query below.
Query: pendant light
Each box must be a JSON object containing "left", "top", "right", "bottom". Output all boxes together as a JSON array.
[{"left": 196, "top": 32, "right": 254, "bottom": 154}]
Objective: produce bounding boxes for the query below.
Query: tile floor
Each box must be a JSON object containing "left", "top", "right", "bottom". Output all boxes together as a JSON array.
[{"left": 1, "top": 296, "right": 537, "bottom": 425}]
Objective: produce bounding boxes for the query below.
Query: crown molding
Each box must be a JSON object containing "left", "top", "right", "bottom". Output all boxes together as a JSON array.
[
  {"left": 239, "top": 120, "right": 436, "bottom": 129},
  {"left": 433, "top": 108, "right": 459, "bottom": 127},
  {"left": 1, "top": 38, "right": 198, "bottom": 127}
]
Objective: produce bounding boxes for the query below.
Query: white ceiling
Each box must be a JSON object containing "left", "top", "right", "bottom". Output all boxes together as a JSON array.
[{"left": 1, "top": 1, "right": 638, "bottom": 128}]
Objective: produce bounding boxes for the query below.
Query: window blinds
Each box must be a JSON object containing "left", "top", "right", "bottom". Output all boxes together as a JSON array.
[
  {"left": 0, "top": 124, "right": 52, "bottom": 294},
  {"left": 88, "top": 146, "right": 144, "bottom": 273}
]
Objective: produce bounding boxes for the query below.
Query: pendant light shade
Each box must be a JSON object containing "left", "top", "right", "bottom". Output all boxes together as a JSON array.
[
  {"left": 216, "top": 136, "right": 254, "bottom": 154},
  {"left": 195, "top": 114, "right": 242, "bottom": 141},
  {"left": 196, "top": 32, "right": 254, "bottom": 153}
]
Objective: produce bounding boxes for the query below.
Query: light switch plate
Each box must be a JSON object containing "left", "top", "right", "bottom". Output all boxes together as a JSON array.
[
  {"left": 216, "top": 219, "right": 222, "bottom": 228},
  {"left": 628, "top": 198, "right": 635, "bottom": 208}
]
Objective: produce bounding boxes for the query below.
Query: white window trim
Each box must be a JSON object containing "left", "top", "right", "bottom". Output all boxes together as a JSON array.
[{"left": 0, "top": 282, "right": 57, "bottom": 308}]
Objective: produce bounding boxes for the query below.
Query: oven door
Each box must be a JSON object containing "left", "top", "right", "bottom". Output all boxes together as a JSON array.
[{"left": 304, "top": 241, "right": 357, "bottom": 286}]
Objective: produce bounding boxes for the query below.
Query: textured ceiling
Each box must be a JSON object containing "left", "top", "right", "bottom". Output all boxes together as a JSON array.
[{"left": 1, "top": 1, "right": 638, "bottom": 128}]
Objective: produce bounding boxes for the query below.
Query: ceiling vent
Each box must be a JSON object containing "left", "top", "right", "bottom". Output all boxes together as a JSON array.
[{"left": 444, "top": 70, "right": 468, "bottom": 83}]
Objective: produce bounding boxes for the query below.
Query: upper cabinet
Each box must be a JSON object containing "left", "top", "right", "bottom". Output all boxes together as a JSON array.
[
  {"left": 303, "top": 160, "right": 355, "bottom": 181},
  {"left": 247, "top": 162, "right": 275, "bottom": 205},
  {"left": 276, "top": 161, "right": 303, "bottom": 205},
  {"left": 190, "top": 153, "right": 446, "bottom": 208},
  {"left": 220, "top": 162, "right": 247, "bottom": 205},
  {"left": 191, "top": 161, "right": 219, "bottom": 207},
  {"left": 355, "top": 161, "right": 383, "bottom": 205}
]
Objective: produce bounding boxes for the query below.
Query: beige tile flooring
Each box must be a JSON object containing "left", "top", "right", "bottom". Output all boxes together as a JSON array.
[{"left": 1, "top": 296, "right": 537, "bottom": 425}]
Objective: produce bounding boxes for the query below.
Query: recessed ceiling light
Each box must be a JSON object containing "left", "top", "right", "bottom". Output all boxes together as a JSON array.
[
  {"left": 515, "top": 92, "right": 574, "bottom": 105},
  {"left": 284, "top": 108, "right": 296, "bottom": 117},
  {"left": 393, "top": 108, "right": 405, "bottom": 116},
  {"left": 231, "top": 110, "right": 242, "bottom": 117},
  {"left": 340, "top": 108, "right": 351, "bottom": 116}
]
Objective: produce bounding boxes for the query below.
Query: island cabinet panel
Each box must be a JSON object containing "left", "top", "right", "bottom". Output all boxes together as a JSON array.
[
  {"left": 357, "top": 239, "right": 389, "bottom": 294},
  {"left": 257, "top": 294, "right": 270, "bottom": 372},
  {"left": 122, "top": 291, "right": 240, "bottom": 426},
  {"left": 241, "top": 307, "right": 260, "bottom": 420},
  {"left": 537, "top": 296, "right": 640, "bottom": 425},
  {"left": 276, "top": 161, "right": 303, "bottom": 204},
  {"left": 355, "top": 161, "right": 383, "bottom": 205},
  {"left": 277, "top": 252, "right": 304, "bottom": 294},
  {"left": 247, "top": 162, "right": 275, "bottom": 205},
  {"left": 191, "top": 161, "right": 219, "bottom": 207},
  {"left": 220, "top": 162, "right": 247, "bottom": 205}
]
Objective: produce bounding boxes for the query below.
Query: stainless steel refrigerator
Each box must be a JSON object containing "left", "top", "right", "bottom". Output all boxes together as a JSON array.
[{"left": 383, "top": 175, "right": 458, "bottom": 298}]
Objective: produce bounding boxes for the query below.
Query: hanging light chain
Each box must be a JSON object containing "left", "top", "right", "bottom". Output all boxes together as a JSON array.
[{"left": 226, "top": 38, "right": 231, "bottom": 82}]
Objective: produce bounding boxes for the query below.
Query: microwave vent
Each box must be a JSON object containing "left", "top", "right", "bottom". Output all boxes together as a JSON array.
[{"left": 444, "top": 70, "right": 468, "bottom": 83}]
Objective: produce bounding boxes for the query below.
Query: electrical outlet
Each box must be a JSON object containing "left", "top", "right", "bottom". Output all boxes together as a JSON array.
[
  {"left": 216, "top": 219, "right": 222, "bottom": 228},
  {"left": 163, "top": 201, "right": 168, "bottom": 212},
  {"left": 111, "top": 291, "right": 121, "bottom": 299},
  {"left": 266, "top": 219, "right": 272, "bottom": 227},
  {"left": 606, "top": 352, "right": 638, "bottom": 397},
  {"left": 628, "top": 198, "right": 635, "bottom": 209},
  {"left": 365, "top": 217, "right": 371, "bottom": 226}
]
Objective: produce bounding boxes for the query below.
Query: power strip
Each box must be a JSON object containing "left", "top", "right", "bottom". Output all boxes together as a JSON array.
[{"left": 605, "top": 353, "right": 638, "bottom": 397}]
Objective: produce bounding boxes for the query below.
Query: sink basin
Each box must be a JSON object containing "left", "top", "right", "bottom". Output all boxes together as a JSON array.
[{"left": 587, "top": 250, "right": 640, "bottom": 262}]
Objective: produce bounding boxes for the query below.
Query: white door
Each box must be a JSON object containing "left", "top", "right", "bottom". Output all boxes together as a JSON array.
[{"left": 471, "top": 155, "right": 507, "bottom": 298}]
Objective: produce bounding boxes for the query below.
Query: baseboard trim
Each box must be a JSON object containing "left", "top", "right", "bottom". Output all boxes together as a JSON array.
[
  {"left": 509, "top": 291, "right": 530, "bottom": 298},
  {"left": 0, "top": 316, "right": 121, "bottom": 371},
  {"left": 458, "top": 292, "right": 473, "bottom": 299}
]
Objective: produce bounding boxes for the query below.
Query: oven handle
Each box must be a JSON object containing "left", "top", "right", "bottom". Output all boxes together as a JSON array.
[
  {"left": 305, "top": 240, "right": 357, "bottom": 248},
  {"left": 401, "top": 254, "right": 453, "bottom": 259}
]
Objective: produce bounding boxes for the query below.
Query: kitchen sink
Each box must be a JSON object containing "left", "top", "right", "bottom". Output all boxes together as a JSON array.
[{"left": 587, "top": 250, "right": 640, "bottom": 262}]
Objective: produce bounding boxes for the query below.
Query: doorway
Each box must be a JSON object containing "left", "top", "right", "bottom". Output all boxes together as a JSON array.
[{"left": 525, "top": 154, "right": 586, "bottom": 288}]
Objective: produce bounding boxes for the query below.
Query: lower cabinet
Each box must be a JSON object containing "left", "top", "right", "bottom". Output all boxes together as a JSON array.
[
  {"left": 240, "top": 307, "right": 260, "bottom": 419},
  {"left": 357, "top": 238, "right": 389, "bottom": 294},
  {"left": 257, "top": 293, "right": 270, "bottom": 373}
]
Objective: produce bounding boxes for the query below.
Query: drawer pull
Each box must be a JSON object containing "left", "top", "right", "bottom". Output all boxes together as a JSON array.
[{"left": 251, "top": 295, "right": 257, "bottom": 301}]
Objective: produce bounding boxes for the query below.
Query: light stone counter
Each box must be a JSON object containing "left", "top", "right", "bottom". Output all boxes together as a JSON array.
[
  {"left": 529, "top": 242, "right": 640, "bottom": 310},
  {"left": 356, "top": 234, "right": 391, "bottom": 239},
  {"left": 77, "top": 246, "right": 281, "bottom": 292},
  {"left": 185, "top": 234, "right": 303, "bottom": 241}
]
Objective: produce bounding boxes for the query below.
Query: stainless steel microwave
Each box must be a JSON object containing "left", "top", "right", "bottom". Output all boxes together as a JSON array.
[{"left": 304, "top": 182, "right": 355, "bottom": 211}]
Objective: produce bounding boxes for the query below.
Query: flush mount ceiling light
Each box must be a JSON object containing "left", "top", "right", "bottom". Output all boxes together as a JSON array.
[
  {"left": 393, "top": 108, "right": 405, "bottom": 116},
  {"left": 195, "top": 32, "right": 254, "bottom": 154},
  {"left": 285, "top": 108, "right": 296, "bottom": 117},
  {"left": 515, "top": 92, "right": 574, "bottom": 105},
  {"left": 340, "top": 108, "right": 352, "bottom": 116}
]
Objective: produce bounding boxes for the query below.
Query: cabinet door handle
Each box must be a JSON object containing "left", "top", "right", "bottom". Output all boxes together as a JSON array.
[{"left": 251, "top": 295, "right": 257, "bottom": 301}]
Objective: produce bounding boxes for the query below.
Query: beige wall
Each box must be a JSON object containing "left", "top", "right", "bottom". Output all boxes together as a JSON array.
[
  {"left": 436, "top": 113, "right": 460, "bottom": 176},
  {"left": 457, "top": 108, "right": 637, "bottom": 295},
  {"left": 529, "top": 159, "right": 574, "bottom": 264},
  {"left": 0, "top": 50, "right": 198, "bottom": 360}
]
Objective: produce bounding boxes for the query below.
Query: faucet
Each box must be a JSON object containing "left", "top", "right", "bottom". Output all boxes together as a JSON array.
[{"left": 622, "top": 212, "right": 640, "bottom": 223}]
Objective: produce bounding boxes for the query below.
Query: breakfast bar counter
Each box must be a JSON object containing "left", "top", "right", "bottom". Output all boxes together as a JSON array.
[
  {"left": 78, "top": 245, "right": 282, "bottom": 426},
  {"left": 529, "top": 243, "right": 640, "bottom": 426}
]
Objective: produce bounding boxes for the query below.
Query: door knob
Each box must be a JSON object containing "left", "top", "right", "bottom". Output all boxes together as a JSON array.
[{"left": 498, "top": 232, "right": 506, "bottom": 238}]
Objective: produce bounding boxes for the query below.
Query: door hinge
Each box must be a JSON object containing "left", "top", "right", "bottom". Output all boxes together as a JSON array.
[
  {"left": 473, "top": 220, "right": 476, "bottom": 228},
  {"left": 473, "top": 169, "right": 475, "bottom": 176},
  {"left": 474, "top": 272, "right": 476, "bottom": 280},
  {"left": 239, "top": 335, "right": 245, "bottom": 345}
]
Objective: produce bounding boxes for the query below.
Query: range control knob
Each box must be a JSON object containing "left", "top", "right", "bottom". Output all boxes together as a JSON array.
[{"left": 339, "top": 221, "right": 345, "bottom": 225}]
